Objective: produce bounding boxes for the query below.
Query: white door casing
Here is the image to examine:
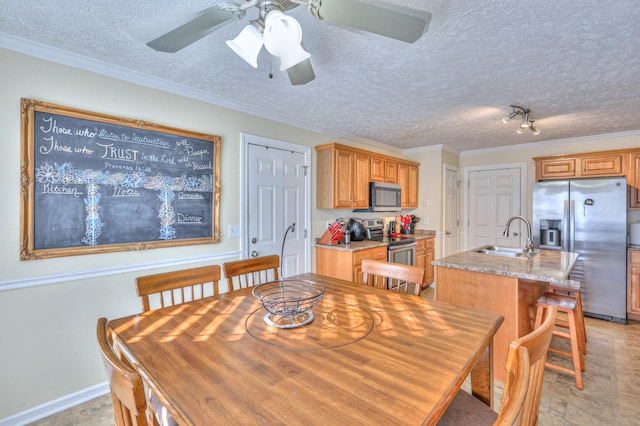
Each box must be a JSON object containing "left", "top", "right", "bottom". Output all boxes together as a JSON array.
[
  {"left": 443, "top": 164, "right": 460, "bottom": 256},
  {"left": 243, "top": 134, "right": 310, "bottom": 277},
  {"left": 466, "top": 165, "right": 526, "bottom": 250}
]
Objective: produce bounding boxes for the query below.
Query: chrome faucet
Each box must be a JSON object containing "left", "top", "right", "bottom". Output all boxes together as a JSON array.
[{"left": 503, "top": 215, "right": 535, "bottom": 255}]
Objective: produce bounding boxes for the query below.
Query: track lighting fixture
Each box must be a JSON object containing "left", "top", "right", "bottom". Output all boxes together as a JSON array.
[{"left": 502, "top": 105, "right": 540, "bottom": 135}]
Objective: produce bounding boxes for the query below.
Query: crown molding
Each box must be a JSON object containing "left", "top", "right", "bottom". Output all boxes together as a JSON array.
[{"left": 459, "top": 129, "right": 640, "bottom": 157}]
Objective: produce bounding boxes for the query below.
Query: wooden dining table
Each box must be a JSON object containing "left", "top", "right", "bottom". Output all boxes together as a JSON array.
[{"left": 109, "top": 272, "right": 503, "bottom": 425}]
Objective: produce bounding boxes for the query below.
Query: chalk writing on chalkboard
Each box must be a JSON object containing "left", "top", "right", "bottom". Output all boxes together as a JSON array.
[{"left": 20, "top": 99, "right": 221, "bottom": 260}]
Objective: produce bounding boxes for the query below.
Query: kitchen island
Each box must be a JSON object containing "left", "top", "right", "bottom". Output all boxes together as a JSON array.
[{"left": 432, "top": 248, "right": 578, "bottom": 383}]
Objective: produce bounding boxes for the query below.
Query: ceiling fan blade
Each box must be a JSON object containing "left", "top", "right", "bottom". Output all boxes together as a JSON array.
[
  {"left": 286, "top": 59, "right": 316, "bottom": 85},
  {"left": 312, "top": 0, "right": 431, "bottom": 43},
  {"left": 147, "top": 5, "right": 242, "bottom": 53}
]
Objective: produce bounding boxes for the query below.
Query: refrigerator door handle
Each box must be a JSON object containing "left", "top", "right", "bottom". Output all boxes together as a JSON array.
[
  {"left": 563, "top": 200, "right": 570, "bottom": 251},
  {"left": 569, "top": 199, "right": 575, "bottom": 252}
]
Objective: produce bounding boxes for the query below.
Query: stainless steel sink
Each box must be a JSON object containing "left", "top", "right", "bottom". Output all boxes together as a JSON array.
[{"left": 472, "top": 245, "right": 540, "bottom": 259}]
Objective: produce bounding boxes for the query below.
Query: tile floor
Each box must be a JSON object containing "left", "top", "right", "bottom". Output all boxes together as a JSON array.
[{"left": 28, "top": 286, "right": 640, "bottom": 426}]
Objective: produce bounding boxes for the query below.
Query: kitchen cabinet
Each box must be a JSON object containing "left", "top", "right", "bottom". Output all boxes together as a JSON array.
[
  {"left": 628, "top": 250, "right": 640, "bottom": 321},
  {"left": 316, "top": 145, "right": 370, "bottom": 209},
  {"left": 397, "top": 162, "right": 419, "bottom": 208},
  {"left": 534, "top": 151, "right": 625, "bottom": 181},
  {"left": 316, "top": 245, "right": 387, "bottom": 283},
  {"left": 536, "top": 157, "right": 577, "bottom": 179},
  {"left": 316, "top": 143, "right": 420, "bottom": 210},
  {"left": 629, "top": 153, "right": 640, "bottom": 208},
  {"left": 415, "top": 238, "right": 434, "bottom": 288},
  {"left": 371, "top": 157, "right": 398, "bottom": 183}
]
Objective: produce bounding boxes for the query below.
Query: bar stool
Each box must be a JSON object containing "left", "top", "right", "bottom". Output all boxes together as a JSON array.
[
  {"left": 549, "top": 279, "right": 587, "bottom": 354},
  {"left": 535, "top": 292, "right": 585, "bottom": 389}
]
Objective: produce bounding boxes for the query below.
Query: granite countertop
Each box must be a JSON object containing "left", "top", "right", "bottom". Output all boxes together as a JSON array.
[
  {"left": 314, "top": 230, "right": 436, "bottom": 252},
  {"left": 432, "top": 248, "right": 579, "bottom": 282},
  {"left": 628, "top": 245, "right": 640, "bottom": 251}
]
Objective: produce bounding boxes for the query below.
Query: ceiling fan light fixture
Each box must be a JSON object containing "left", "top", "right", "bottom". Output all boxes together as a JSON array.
[
  {"left": 263, "top": 9, "right": 311, "bottom": 71},
  {"left": 225, "top": 24, "right": 263, "bottom": 68}
]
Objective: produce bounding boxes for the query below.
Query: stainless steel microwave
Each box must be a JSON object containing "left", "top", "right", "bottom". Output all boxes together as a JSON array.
[{"left": 354, "top": 182, "right": 402, "bottom": 212}]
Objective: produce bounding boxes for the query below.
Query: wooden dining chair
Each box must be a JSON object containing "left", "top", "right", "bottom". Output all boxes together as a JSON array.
[
  {"left": 135, "top": 265, "right": 221, "bottom": 312},
  {"left": 438, "top": 305, "right": 558, "bottom": 426},
  {"left": 222, "top": 254, "right": 280, "bottom": 292},
  {"left": 361, "top": 259, "right": 424, "bottom": 296}
]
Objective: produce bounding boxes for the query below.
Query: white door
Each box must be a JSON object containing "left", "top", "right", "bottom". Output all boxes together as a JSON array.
[
  {"left": 246, "top": 137, "right": 309, "bottom": 277},
  {"left": 467, "top": 167, "right": 523, "bottom": 249},
  {"left": 443, "top": 165, "right": 460, "bottom": 256}
]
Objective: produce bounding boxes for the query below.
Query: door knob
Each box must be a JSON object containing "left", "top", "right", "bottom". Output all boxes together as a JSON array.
[
  {"left": 445, "top": 231, "right": 452, "bottom": 235},
  {"left": 513, "top": 232, "right": 519, "bottom": 236},
  {"left": 251, "top": 250, "right": 259, "bottom": 258}
]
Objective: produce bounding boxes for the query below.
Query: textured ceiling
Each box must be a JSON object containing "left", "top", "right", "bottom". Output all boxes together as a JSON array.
[{"left": 2, "top": 0, "right": 640, "bottom": 152}]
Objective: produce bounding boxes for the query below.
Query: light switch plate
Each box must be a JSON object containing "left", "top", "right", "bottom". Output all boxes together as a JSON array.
[{"left": 228, "top": 224, "right": 241, "bottom": 238}]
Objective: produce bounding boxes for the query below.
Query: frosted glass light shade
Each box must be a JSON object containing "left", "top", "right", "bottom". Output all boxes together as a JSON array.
[
  {"left": 263, "top": 10, "right": 311, "bottom": 71},
  {"left": 226, "top": 25, "right": 263, "bottom": 68}
]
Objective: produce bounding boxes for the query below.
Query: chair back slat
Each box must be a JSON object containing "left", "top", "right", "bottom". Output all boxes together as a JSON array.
[
  {"left": 135, "top": 265, "right": 221, "bottom": 312},
  {"left": 223, "top": 255, "right": 280, "bottom": 292},
  {"left": 361, "top": 259, "right": 424, "bottom": 296},
  {"left": 494, "top": 345, "right": 530, "bottom": 425}
]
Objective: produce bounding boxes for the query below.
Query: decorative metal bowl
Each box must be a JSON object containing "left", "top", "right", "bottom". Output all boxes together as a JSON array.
[{"left": 252, "top": 279, "right": 325, "bottom": 329}]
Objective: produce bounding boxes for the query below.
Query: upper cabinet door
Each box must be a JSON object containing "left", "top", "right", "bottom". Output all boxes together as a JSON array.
[
  {"left": 371, "top": 157, "right": 397, "bottom": 183},
  {"left": 397, "top": 162, "right": 419, "bottom": 208}
]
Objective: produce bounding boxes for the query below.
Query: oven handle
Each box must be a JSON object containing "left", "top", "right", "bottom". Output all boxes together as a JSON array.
[{"left": 388, "top": 242, "right": 417, "bottom": 250}]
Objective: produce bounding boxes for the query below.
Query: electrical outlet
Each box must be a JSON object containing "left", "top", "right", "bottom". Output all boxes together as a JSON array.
[
  {"left": 228, "top": 224, "right": 241, "bottom": 238},
  {"left": 424, "top": 217, "right": 429, "bottom": 225}
]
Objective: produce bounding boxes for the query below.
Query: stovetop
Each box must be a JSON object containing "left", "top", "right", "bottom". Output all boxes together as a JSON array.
[{"left": 359, "top": 218, "right": 415, "bottom": 246}]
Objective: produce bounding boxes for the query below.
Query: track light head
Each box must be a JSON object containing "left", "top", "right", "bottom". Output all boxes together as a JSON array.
[
  {"left": 502, "top": 111, "right": 519, "bottom": 124},
  {"left": 529, "top": 122, "right": 540, "bottom": 135},
  {"left": 502, "top": 105, "right": 539, "bottom": 135}
]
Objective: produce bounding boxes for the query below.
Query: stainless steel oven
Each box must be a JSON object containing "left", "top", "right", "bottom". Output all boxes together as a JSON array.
[
  {"left": 388, "top": 240, "right": 417, "bottom": 265},
  {"left": 360, "top": 218, "right": 416, "bottom": 266}
]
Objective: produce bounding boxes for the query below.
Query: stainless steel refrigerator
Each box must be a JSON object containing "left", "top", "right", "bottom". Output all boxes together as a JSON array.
[{"left": 533, "top": 177, "right": 627, "bottom": 324}]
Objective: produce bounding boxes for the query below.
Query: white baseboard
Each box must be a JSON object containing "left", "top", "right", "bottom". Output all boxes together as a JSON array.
[{"left": 0, "top": 382, "right": 109, "bottom": 426}]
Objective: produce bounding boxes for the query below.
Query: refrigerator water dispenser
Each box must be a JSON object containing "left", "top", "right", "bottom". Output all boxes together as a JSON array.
[{"left": 541, "top": 228, "right": 560, "bottom": 246}]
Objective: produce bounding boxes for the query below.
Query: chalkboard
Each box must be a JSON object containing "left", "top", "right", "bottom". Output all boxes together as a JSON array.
[{"left": 20, "top": 99, "right": 221, "bottom": 260}]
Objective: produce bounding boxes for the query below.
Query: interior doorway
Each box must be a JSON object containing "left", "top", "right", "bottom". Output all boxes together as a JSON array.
[
  {"left": 464, "top": 163, "right": 527, "bottom": 250},
  {"left": 443, "top": 164, "right": 460, "bottom": 256},
  {"left": 242, "top": 134, "right": 311, "bottom": 277}
]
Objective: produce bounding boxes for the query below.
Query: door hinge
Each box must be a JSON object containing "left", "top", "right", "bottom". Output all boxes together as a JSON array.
[
  {"left": 304, "top": 229, "right": 307, "bottom": 238},
  {"left": 302, "top": 165, "right": 308, "bottom": 176}
]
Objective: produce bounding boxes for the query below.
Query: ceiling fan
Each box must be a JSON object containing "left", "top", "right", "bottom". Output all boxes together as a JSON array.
[{"left": 147, "top": 0, "right": 432, "bottom": 85}]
